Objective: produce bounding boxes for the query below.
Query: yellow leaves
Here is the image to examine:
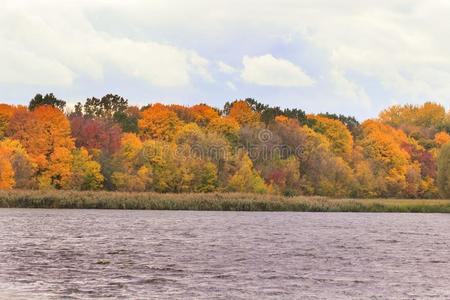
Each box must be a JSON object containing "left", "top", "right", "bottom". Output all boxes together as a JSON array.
[
  {"left": 71, "top": 147, "right": 104, "bottom": 190},
  {"left": 358, "top": 120, "right": 426, "bottom": 197},
  {"left": 39, "top": 147, "right": 73, "bottom": 189},
  {"left": 39, "top": 146, "right": 104, "bottom": 190},
  {"left": 379, "top": 102, "right": 446, "bottom": 129},
  {"left": 141, "top": 139, "right": 171, "bottom": 168},
  {"left": 207, "top": 117, "right": 240, "bottom": 144},
  {"left": 1, "top": 99, "right": 448, "bottom": 198},
  {"left": 175, "top": 123, "right": 204, "bottom": 146},
  {"left": 139, "top": 103, "right": 182, "bottom": 141},
  {"left": 227, "top": 151, "right": 268, "bottom": 193},
  {"left": 308, "top": 114, "right": 353, "bottom": 159},
  {"left": 111, "top": 171, "right": 148, "bottom": 192},
  {"left": 120, "top": 133, "right": 143, "bottom": 161}
]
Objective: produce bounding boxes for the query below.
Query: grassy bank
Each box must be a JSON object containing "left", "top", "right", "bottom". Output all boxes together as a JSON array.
[{"left": 0, "top": 190, "right": 449, "bottom": 212}]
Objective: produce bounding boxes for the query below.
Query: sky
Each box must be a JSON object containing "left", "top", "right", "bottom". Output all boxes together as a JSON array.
[{"left": 1, "top": 0, "right": 450, "bottom": 120}]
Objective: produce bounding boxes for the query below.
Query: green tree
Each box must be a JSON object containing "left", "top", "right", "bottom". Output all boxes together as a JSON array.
[
  {"left": 437, "top": 143, "right": 450, "bottom": 198},
  {"left": 83, "top": 94, "right": 128, "bottom": 119},
  {"left": 29, "top": 93, "right": 66, "bottom": 111}
]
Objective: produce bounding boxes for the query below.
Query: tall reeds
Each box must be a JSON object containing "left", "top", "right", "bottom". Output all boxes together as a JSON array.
[{"left": 0, "top": 190, "right": 449, "bottom": 212}]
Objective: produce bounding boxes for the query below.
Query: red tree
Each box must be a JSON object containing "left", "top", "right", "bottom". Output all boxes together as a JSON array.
[{"left": 70, "top": 117, "right": 122, "bottom": 155}]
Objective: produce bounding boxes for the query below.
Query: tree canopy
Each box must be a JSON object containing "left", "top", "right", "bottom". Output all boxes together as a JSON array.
[{"left": 0, "top": 95, "right": 449, "bottom": 198}]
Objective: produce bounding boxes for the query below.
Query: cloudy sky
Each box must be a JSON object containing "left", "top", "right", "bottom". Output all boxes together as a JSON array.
[{"left": 1, "top": 0, "right": 450, "bottom": 119}]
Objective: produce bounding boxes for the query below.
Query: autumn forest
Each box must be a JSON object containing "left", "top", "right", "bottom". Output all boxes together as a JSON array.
[{"left": 1, "top": 94, "right": 450, "bottom": 199}]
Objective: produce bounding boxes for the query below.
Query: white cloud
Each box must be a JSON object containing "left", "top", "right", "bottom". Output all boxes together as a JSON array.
[
  {"left": 0, "top": 0, "right": 213, "bottom": 87},
  {"left": 3, "top": 0, "right": 450, "bottom": 116},
  {"left": 218, "top": 61, "right": 237, "bottom": 74},
  {"left": 108, "top": 0, "right": 450, "bottom": 109},
  {"left": 0, "top": 44, "right": 74, "bottom": 86},
  {"left": 241, "top": 54, "right": 314, "bottom": 87},
  {"left": 330, "top": 69, "right": 371, "bottom": 108},
  {"left": 226, "top": 81, "right": 236, "bottom": 90}
]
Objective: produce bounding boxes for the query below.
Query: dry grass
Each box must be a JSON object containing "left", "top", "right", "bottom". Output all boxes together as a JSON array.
[{"left": 0, "top": 190, "right": 449, "bottom": 212}]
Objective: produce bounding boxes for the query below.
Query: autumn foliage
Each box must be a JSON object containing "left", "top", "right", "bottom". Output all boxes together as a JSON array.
[{"left": 1, "top": 95, "right": 450, "bottom": 198}]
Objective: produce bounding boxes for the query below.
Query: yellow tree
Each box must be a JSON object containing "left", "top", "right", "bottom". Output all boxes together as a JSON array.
[
  {"left": 378, "top": 102, "right": 446, "bottom": 128},
  {"left": 272, "top": 115, "right": 354, "bottom": 197},
  {"left": 207, "top": 117, "right": 240, "bottom": 144},
  {"left": 39, "top": 147, "right": 73, "bottom": 189},
  {"left": 139, "top": 103, "right": 182, "bottom": 141},
  {"left": 379, "top": 102, "right": 446, "bottom": 147},
  {"left": 111, "top": 133, "right": 151, "bottom": 192},
  {"left": 71, "top": 148, "right": 104, "bottom": 190},
  {"left": 308, "top": 114, "right": 353, "bottom": 159},
  {"left": 227, "top": 150, "right": 268, "bottom": 193},
  {"left": 414, "top": 102, "right": 446, "bottom": 128}
]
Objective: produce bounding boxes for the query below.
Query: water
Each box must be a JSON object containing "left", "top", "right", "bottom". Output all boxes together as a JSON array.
[{"left": 0, "top": 209, "right": 449, "bottom": 299}]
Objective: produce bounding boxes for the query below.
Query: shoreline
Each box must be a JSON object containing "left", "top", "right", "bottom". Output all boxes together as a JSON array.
[{"left": 0, "top": 191, "right": 449, "bottom": 213}]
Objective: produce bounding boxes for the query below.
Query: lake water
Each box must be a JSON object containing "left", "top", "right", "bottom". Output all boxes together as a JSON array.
[{"left": 0, "top": 209, "right": 449, "bottom": 299}]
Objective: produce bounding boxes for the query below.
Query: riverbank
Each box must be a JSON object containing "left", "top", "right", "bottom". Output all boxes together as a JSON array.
[{"left": 0, "top": 190, "right": 449, "bottom": 212}]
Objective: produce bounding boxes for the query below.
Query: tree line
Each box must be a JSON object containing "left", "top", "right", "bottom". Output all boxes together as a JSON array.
[{"left": 1, "top": 93, "right": 450, "bottom": 198}]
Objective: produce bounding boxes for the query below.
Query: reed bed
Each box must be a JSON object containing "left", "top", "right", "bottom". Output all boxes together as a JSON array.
[{"left": 0, "top": 190, "right": 449, "bottom": 212}]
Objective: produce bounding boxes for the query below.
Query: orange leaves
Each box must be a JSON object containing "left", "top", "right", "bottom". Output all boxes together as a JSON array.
[
  {"left": 358, "top": 120, "right": 419, "bottom": 196},
  {"left": 274, "top": 115, "right": 289, "bottom": 124},
  {"left": 8, "top": 105, "right": 74, "bottom": 169},
  {"left": 228, "top": 100, "right": 260, "bottom": 125},
  {"left": 190, "top": 104, "right": 219, "bottom": 126},
  {"left": 0, "top": 104, "right": 25, "bottom": 138},
  {"left": 0, "top": 139, "right": 36, "bottom": 189},
  {"left": 435, "top": 131, "right": 450, "bottom": 147},
  {"left": 0, "top": 146, "right": 15, "bottom": 189},
  {"left": 360, "top": 120, "right": 410, "bottom": 169},
  {"left": 139, "top": 103, "right": 182, "bottom": 141},
  {"left": 6, "top": 105, "right": 74, "bottom": 189},
  {"left": 0, "top": 104, "right": 16, "bottom": 119},
  {"left": 1, "top": 98, "right": 450, "bottom": 197}
]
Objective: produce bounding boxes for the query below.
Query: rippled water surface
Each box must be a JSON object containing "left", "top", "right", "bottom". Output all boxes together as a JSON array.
[{"left": 0, "top": 209, "right": 449, "bottom": 299}]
